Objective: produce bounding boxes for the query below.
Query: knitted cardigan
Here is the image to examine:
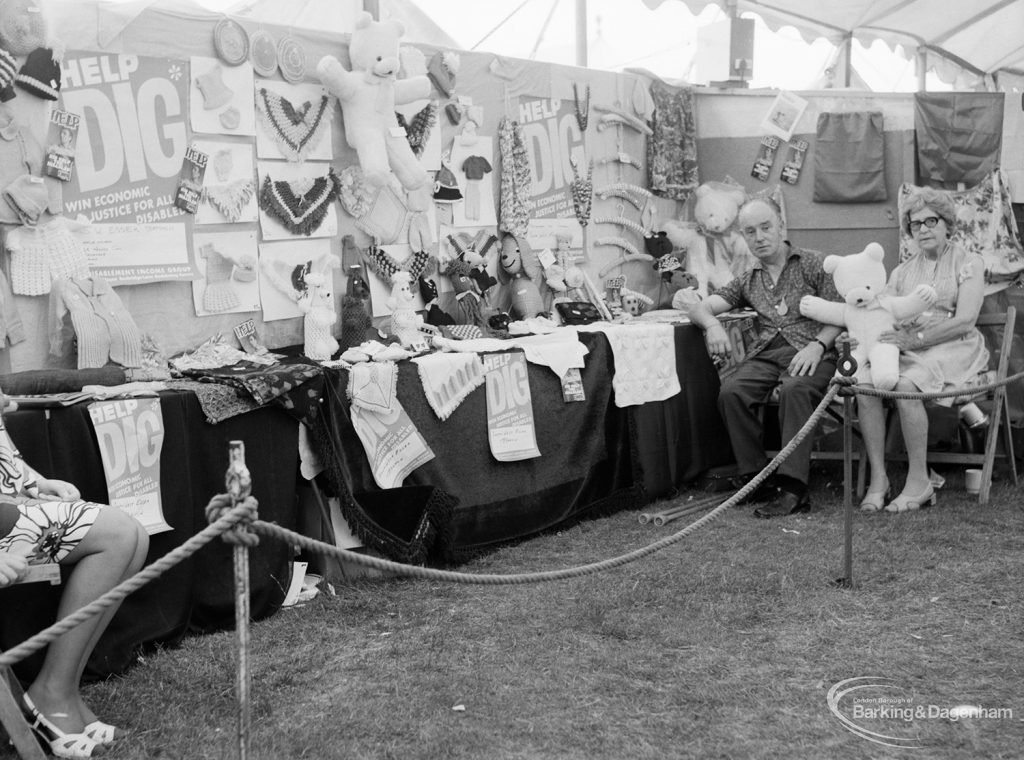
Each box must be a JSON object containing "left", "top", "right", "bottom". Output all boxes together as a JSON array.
[{"left": 49, "top": 277, "right": 144, "bottom": 369}]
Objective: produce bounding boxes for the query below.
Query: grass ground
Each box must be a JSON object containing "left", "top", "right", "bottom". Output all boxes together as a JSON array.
[{"left": 4, "top": 463, "right": 1023, "bottom": 760}]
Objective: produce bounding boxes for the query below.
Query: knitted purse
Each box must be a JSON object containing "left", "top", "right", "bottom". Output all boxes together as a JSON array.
[{"left": 200, "top": 244, "right": 241, "bottom": 313}]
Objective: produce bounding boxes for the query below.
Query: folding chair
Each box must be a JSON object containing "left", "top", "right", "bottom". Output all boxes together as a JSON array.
[
  {"left": 915, "top": 307, "right": 1019, "bottom": 504},
  {"left": 0, "top": 658, "right": 46, "bottom": 760}
]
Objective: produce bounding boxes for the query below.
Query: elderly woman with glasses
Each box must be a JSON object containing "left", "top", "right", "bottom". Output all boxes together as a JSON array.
[{"left": 856, "top": 186, "right": 989, "bottom": 513}]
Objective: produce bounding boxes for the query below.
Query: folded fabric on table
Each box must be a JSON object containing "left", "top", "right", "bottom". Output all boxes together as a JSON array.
[
  {"left": 411, "top": 351, "right": 485, "bottom": 420},
  {"left": 596, "top": 322, "right": 680, "bottom": 407},
  {"left": 178, "top": 355, "right": 323, "bottom": 405},
  {"left": 164, "top": 379, "right": 259, "bottom": 424}
]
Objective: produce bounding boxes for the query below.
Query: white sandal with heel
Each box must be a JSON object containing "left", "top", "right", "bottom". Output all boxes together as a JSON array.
[
  {"left": 859, "top": 477, "right": 891, "bottom": 512},
  {"left": 21, "top": 695, "right": 103, "bottom": 758},
  {"left": 884, "top": 483, "right": 936, "bottom": 513}
]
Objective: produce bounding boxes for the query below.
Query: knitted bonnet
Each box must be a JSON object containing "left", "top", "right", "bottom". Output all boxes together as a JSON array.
[
  {"left": 0, "top": 0, "right": 48, "bottom": 56},
  {"left": 15, "top": 46, "right": 60, "bottom": 100},
  {"left": 432, "top": 164, "right": 462, "bottom": 203}
]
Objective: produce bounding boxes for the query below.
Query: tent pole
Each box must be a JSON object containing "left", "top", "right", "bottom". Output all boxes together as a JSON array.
[
  {"left": 842, "top": 32, "right": 852, "bottom": 88},
  {"left": 576, "top": 0, "right": 588, "bottom": 68}
]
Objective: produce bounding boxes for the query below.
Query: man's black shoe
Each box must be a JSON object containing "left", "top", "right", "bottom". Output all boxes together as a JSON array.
[
  {"left": 753, "top": 489, "right": 810, "bottom": 518},
  {"left": 729, "top": 475, "right": 779, "bottom": 505}
]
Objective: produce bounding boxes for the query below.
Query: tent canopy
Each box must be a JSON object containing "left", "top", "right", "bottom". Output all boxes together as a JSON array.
[{"left": 643, "top": 0, "right": 1024, "bottom": 81}]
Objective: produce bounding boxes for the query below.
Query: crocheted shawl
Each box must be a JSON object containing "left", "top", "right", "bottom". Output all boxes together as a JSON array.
[
  {"left": 255, "top": 87, "right": 334, "bottom": 162},
  {"left": 203, "top": 179, "right": 255, "bottom": 222},
  {"left": 498, "top": 116, "right": 532, "bottom": 237},
  {"left": 259, "top": 168, "right": 340, "bottom": 236}
]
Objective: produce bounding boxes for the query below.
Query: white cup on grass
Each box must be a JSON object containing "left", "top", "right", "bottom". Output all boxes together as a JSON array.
[{"left": 965, "top": 468, "right": 983, "bottom": 495}]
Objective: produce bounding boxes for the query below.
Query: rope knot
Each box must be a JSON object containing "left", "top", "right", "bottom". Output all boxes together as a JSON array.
[{"left": 205, "top": 494, "right": 260, "bottom": 547}]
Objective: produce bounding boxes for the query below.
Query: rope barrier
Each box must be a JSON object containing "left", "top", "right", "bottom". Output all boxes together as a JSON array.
[
  {"left": 6, "top": 363, "right": 1018, "bottom": 669},
  {"left": 0, "top": 503, "right": 254, "bottom": 670}
]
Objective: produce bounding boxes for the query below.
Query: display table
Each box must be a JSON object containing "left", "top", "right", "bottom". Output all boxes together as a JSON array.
[
  {"left": 311, "top": 325, "right": 732, "bottom": 561},
  {"left": 0, "top": 390, "right": 300, "bottom": 680}
]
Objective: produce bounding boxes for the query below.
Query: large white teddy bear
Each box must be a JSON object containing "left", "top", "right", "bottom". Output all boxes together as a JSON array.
[
  {"left": 799, "top": 243, "right": 936, "bottom": 390},
  {"left": 317, "top": 12, "right": 431, "bottom": 191}
]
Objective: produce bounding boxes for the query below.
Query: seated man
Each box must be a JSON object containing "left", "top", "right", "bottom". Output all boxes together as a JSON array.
[{"left": 688, "top": 198, "right": 843, "bottom": 517}]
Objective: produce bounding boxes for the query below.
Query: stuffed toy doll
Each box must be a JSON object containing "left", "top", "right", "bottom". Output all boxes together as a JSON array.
[
  {"left": 297, "top": 267, "right": 340, "bottom": 361},
  {"left": 498, "top": 233, "right": 545, "bottom": 320},
  {"left": 799, "top": 243, "right": 936, "bottom": 390},
  {"left": 317, "top": 12, "right": 431, "bottom": 191},
  {"left": 387, "top": 271, "right": 425, "bottom": 348}
]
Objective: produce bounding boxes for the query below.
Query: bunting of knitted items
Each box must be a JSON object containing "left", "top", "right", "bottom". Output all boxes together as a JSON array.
[
  {"left": 198, "top": 244, "right": 241, "bottom": 312},
  {"left": 395, "top": 102, "right": 437, "bottom": 158},
  {"left": 203, "top": 179, "right": 256, "bottom": 222},
  {"left": 569, "top": 155, "right": 593, "bottom": 227},
  {"left": 364, "top": 245, "right": 431, "bottom": 284},
  {"left": 7, "top": 216, "right": 90, "bottom": 296},
  {"left": 497, "top": 116, "right": 531, "bottom": 237},
  {"left": 259, "top": 168, "right": 340, "bottom": 236},
  {"left": 255, "top": 87, "right": 333, "bottom": 162}
]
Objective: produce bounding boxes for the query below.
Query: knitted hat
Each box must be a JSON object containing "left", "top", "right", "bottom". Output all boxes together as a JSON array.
[
  {"left": 427, "top": 50, "right": 458, "bottom": 97},
  {"left": 644, "top": 231, "right": 673, "bottom": 258},
  {"left": 432, "top": 164, "right": 462, "bottom": 203},
  {"left": 15, "top": 47, "right": 60, "bottom": 100},
  {"left": 0, "top": 48, "right": 16, "bottom": 102}
]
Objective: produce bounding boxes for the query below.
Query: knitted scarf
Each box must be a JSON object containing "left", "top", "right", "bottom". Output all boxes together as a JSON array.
[
  {"left": 259, "top": 168, "right": 340, "bottom": 236},
  {"left": 364, "top": 245, "right": 431, "bottom": 284},
  {"left": 395, "top": 102, "right": 438, "bottom": 158},
  {"left": 255, "top": 87, "right": 333, "bottom": 162},
  {"left": 203, "top": 179, "right": 255, "bottom": 222},
  {"left": 498, "top": 116, "right": 532, "bottom": 238}
]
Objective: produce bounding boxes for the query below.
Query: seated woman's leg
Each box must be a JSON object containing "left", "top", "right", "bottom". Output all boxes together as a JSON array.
[
  {"left": 26, "top": 505, "right": 148, "bottom": 738},
  {"left": 856, "top": 393, "right": 890, "bottom": 507},
  {"left": 885, "top": 378, "right": 937, "bottom": 512}
]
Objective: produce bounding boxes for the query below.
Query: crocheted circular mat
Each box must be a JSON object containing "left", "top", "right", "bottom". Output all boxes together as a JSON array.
[
  {"left": 213, "top": 17, "right": 249, "bottom": 66},
  {"left": 277, "top": 35, "right": 306, "bottom": 83},
  {"left": 250, "top": 29, "right": 278, "bottom": 78}
]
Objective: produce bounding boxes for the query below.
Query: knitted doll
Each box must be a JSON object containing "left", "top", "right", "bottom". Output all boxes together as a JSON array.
[
  {"left": 387, "top": 271, "right": 424, "bottom": 348},
  {"left": 297, "top": 268, "right": 340, "bottom": 361},
  {"left": 340, "top": 265, "right": 373, "bottom": 351}
]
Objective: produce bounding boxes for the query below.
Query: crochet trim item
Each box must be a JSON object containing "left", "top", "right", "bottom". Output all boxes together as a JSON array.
[
  {"left": 259, "top": 168, "right": 340, "bottom": 236},
  {"left": 497, "top": 116, "right": 532, "bottom": 237},
  {"left": 395, "top": 102, "right": 438, "bottom": 158},
  {"left": 570, "top": 155, "right": 593, "bottom": 227},
  {"left": 256, "top": 87, "right": 333, "bottom": 162},
  {"left": 203, "top": 179, "right": 256, "bottom": 222},
  {"left": 365, "top": 246, "right": 431, "bottom": 284}
]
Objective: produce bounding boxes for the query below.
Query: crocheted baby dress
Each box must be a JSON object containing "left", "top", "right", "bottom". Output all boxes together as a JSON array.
[{"left": 200, "top": 244, "right": 241, "bottom": 312}]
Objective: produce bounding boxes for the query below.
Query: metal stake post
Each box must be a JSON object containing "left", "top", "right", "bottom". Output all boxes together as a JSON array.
[
  {"left": 835, "top": 341, "right": 858, "bottom": 588},
  {"left": 226, "top": 440, "right": 253, "bottom": 760}
]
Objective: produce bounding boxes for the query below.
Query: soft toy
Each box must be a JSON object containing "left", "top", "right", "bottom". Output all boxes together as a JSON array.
[
  {"left": 799, "top": 243, "right": 936, "bottom": 390},
  {"left": 664, "top": 182, "right": 757, "bottom": 296},
  {"left": 317, "top": 12, "right": 431, "bottom": 191},
  {"left": 387, "top": 271, "right": 425, "bottom": 347},
  {"left": 297, "top": 266, "right": 341, "bottom": 361},
  {"left": 498, "top": 233, "right": 545, "bottom": 320}
]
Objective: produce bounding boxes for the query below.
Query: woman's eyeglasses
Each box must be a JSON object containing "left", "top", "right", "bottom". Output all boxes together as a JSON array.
[{"left": 909, "top": 216, "right": 941, "bottom": 233}]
